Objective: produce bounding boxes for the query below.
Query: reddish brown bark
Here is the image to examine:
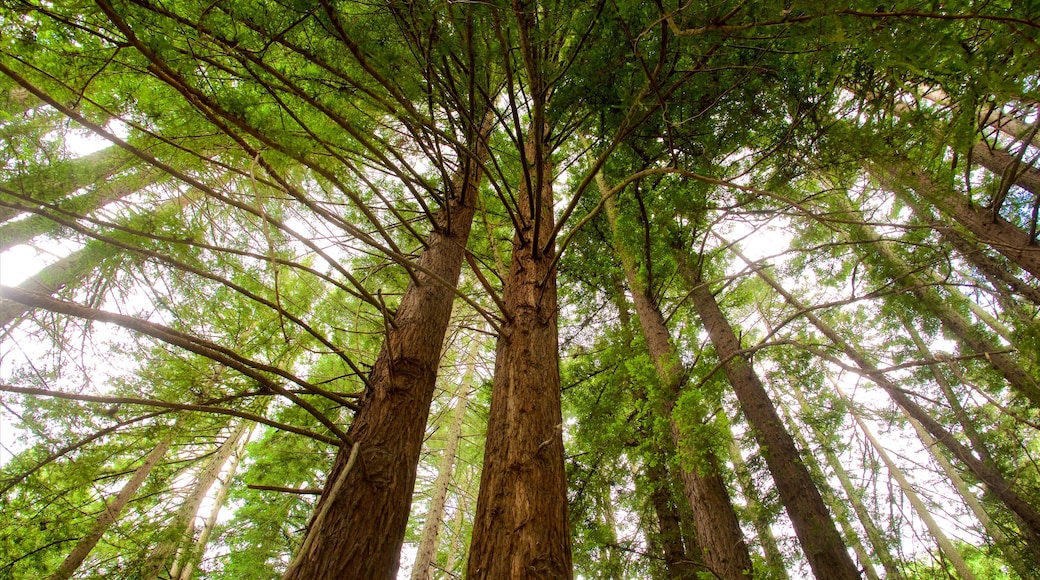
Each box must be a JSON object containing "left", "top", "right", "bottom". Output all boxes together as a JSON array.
[
  {"left": 686, "top": 269, "right": 860, "bottom": 580},
  {"left": 467, "top": 129, "right": 572, "bottom": 579},
  {"left": 282, "top": 120, "right": 491, "bottom": 579}
]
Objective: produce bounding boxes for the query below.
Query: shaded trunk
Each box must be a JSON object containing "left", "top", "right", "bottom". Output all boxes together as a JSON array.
[
  {"left": 467, "top": 127, "right": 572, "bottom": 579},
  {"left": 643, "top": 459, "right": 699, "bottom": 579},
  {"left": 410, "top": 344, "right": 476, "bottom": 580},
  {"left": 48, "top": 433, "right": 174, "bottom": 580},
  {"left": 282, "top": 118, "right": 491, "bottom": 579},
  {"left": 683, "top": 263, "right": 860, "bottom": 580},
  {"left": 971, "top": 140, "right": 1040, "bottom": 196},
  {"left": 726, "top": 440, "right": 789, "bottom": 580}
]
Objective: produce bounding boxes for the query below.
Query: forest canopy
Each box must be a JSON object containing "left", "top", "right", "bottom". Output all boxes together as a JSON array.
[{"left": 1, "top": 0, "right": 1039, "bottom": 578}]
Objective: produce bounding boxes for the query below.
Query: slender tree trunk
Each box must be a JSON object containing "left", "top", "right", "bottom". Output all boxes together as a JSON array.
[
  {"left": 838, "top": 388, "right": 977, "bottom": 580},
  {"left": 0, "top": 165, "right": 164, "bottom": 252},
  {"left": 48, "top": 433, "right": 174, "bottom": 580},
  {"left": 467, "top": 126, "right": 572, "bottom": 579},
  {"left": 970, "top": 141, "right": 1040, "bottom": 196},
  {"left": 787, "top": 387, "right": 904, "bottom": 580},
  {"left": 597, "top": 170, "right": 752, "bottom": 579},
  {"left": 0, "top": 242, "right": 115, "bottom": 327},
  {"left": 726, "top": 440, "right": 789, "bottom": 580},
  {"left": 775, "top": 396, "right": 880, "bottom": 580},
  {"left": 175, "top": 424, "right": 252, "bottom": 580},
  {"left": 610, "top": 276, "right": 699, "bottom": 579},
  {"left": 144, "top": 422, "right": 246, "bottom": 580},
  {"left": 736, "top": 247, "right": 1040, "bottom": 547},
  {"left": 410, "top": 342, "right": 476, "bottom": 580},
  {"left": 682, "top": 261, "right": 861, "bottom": 580},
  {"left": 643, "top": 458, "right": 699, "bottom": 579},
  {"left": 283, "top": 117, "right": 492, "bottom": 579}
]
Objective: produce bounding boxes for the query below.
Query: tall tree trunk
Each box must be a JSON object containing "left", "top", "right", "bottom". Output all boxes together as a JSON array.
[
  {"left": 786, "top": 387, "right": 904, "bottom": 580},
  {"left": 144, "top": 422, "right": 246, "bottom": 580},
  {"left": 726, "top": 440, "right": 789, "bottom": 580},
  {"left": 48, "top": 433, "right": 174, "bottom": 580},
  {"left": 970, "top": 141, "right": 1040, "bottom": 196},
  {"left": 467, "top": 126, "right": 572, "bottom": 579},
  {"left": 0, "top": 165, "right": 165, "bottom": 252},
  {"left": 410, "top": 341, "right": 477, "bottom": 580},
  {"left": 737, "top": 247, "right": 1040, "bottom": 548},
  {"left": 642, "top": 458, "right": 699, "bottom": 579},
  {"left": 875, "top": 161, "right": 1040, "bottom": 279},
  {"left": 838, "top": 387, "right": 977, "bottom": 580},
  {"left": 174, "top": 424, "right": 252, "bottom": 580},
  {"left": 682, "top": 260, "right": 861, "bottom": 580},
  {"left": 597, "top": 170, "right": 752, "bottom": 579},
  {"left": 776, "top": 396, "right": 880, "bottom": 580},
  {"left": 0, "top": 146, "right": 138, "bottom": 223},
  {"left": 0, "top": 243, "right": 111, "bottom": 327},
  {"left": 282, "top": 116, "right": 492, "bottom": 579}
]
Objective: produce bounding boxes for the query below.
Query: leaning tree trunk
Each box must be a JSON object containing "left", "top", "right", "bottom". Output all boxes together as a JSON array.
[
  {"left": 682, "top": 259, "right": 861, "bottom": 580},
  {"left": 48, "top": 433, "right": 174, "bottom": 580},
  {"left": 739, "top": 248, "right": 1040, "bottom": 548},
  {"left": 282, "top": 117, "right": 492, "bottom": 579},
  {"left": 838, "top": 387, "right": 977, "bottom": 580},
  {"left": 726, "top": 440, "right": 790, "bottom": 580},
  {"left": 598, "top": 170, "right": 752, "bottom": 579},
  {"left": 467, "top": 126, "right": 573, "bottom": 579},
  {"left": 144, "top": 422, "right": 246, "bottom": 580}
]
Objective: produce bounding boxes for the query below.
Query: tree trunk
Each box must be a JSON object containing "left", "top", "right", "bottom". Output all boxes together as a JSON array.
[
  {"left": 0, "top": 242, "right": 114, "bottom": 327},
  {"left": 0, "top": 145, "right": 138, "bottom": 223},
  {"left": 726, "top": 440, "right": 789, "bottom": 580},
  {"left": 970, "top": 140, "right": 1040, "bottom": 196},
  {"left": 467, "top": 126, "right": 572, "bottom": 579},
  {"left": 643, "top": 458, "right": 699, "bottom": 579},
  {"left": 282, "top": 116, "right": 492, "bottom": 579},
  {"left": 175, "top": 424, "right": 252, "bottom": 580},
  {"left": 144, "top": 422, "right": 246, "bottom": 580},
  {"left": 838, "top": 387, "right": 977, "bottom": 580},
  {"left": 410, "top": 342, "right": 476, "bottom": 580},
  {"left": 787, "top": 387, "right": 904, "bottom": 580},
  {"left": 48, "top": 433, "right": 174, "bottom": 580},
  {"left": 876, "top": 161, "right": 1040, "bottom": 279},
  {"left": 597, "top": 169, "right": 752, "bottom": 579},
  {"left": 737, "top": 247, "right": 1040, "bottom": 549},
  {"left": 0, "top": 165, "right": 164, "bottom": 252},
  {"left": 683, "top": 263, "right": 861, "bottom": 580}
]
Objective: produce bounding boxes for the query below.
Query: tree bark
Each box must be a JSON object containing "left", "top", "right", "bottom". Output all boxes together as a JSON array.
[
  {"left": 877, "top": 161, "right": 1040, "bottom": 280},
  {"left": 48, "top": 433, "right": 174, "bottom": 580},
  {"left": 282, "top": 116, "right": 492, "bottom": 579},
  {"left": 683, "top": 264, "right": 861, "bottom": 580},
  {"left": 467, "top": 126, "right": 572, "bottom": 579},
  {"left": 726, "top": 440, "right": 790, "bottom": 580},
  {"left": 597, "top": 169, "right": 752, "bottom": 579}
]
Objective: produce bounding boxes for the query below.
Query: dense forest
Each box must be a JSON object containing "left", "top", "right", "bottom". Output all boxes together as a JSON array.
[{"left": 1, "top": 0, "right": 1039, "bottom": 578}]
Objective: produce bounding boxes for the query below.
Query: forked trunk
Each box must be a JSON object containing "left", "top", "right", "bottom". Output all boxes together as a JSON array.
[{"left": 282, "top": 118, "right": 491, "bottom": 579}]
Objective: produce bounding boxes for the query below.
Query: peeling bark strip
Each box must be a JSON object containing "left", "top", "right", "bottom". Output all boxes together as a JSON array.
[
  {"left": 684, "top": 265, "right": 861, "bottom": 580},
  {"left": 282, "top": 117, "right": 492, "bottom": 579},
  {"left": 467, "top": 127, "right": 573, "bottom": 579}
]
